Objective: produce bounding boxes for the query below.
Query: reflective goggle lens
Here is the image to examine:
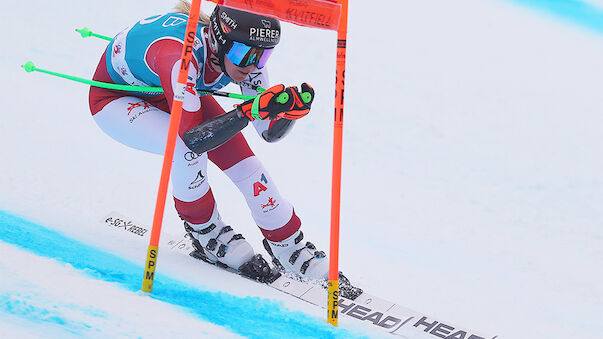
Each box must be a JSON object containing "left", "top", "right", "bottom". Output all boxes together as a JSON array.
[{"left": 225, "top": 41, "right": 273, "bottom": 69}]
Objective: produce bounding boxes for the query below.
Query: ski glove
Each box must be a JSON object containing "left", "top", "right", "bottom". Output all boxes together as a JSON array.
[
  {"left": 282, "top": 83, "right": 314, "bottom": 120},
  {"left": 239, "top": 83, "right": 315, "bottom": 121}
]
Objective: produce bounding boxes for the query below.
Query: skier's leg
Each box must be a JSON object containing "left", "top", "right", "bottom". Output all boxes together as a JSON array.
[
  {"left": 92, "top": 97, "right": 254, "bottom": 269},
  {"left": 219, "top": 155, "right": 329, "bottom": 280},
  {"left": 203, "top": 97, "right": 328, "bottom": 280},
  {"left": 92, "top": 96, "right": 213, "bottom": 209}
]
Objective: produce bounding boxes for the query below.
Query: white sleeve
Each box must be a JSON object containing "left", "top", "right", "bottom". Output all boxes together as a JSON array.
[
  {"left": 170, "top": 60, "right": 200, "bottom": 113},
  {"left": 239, "top": 68, "right": 271, "bottom": 136}
]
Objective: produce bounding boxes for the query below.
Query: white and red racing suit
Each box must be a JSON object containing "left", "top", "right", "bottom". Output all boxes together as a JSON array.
[{"left": 88, "top": 22, "right": 300, "bottom": 242}]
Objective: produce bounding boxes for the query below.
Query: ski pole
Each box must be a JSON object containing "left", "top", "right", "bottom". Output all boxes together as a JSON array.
[
  {"left": 21, "top": 61, "right": 258, "bottom": 100},
  {"left": 200, "top": 89, "right": 257, "bottom": 100},
  {"left": 73, "top": 27, "right": 269, "bottom": 96},
  {"left": 75, "top": 27, "right": 112, "bottom": 41},
  {"left": 21, "top": 61, "right": 163, "bottom": 93}
]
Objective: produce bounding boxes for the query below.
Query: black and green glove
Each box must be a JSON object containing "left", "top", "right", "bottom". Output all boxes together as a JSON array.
[{"left": 238, "top": 83, "right": 315, "bottom": 121}]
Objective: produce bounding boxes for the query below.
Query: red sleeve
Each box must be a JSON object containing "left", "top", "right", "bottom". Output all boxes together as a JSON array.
[{"left": 146, "top": 39, "right": 204, "bottom": 137}]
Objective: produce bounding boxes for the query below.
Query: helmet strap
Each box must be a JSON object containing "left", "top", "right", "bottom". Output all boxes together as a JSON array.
[
  {"left": 208, "top": 53, "right": 221, "bottom": 68},
  {"left": 207, "top": 25, "right": 232, "bottom": 78},
  {"left": 218, "top": 51, "right": 229, "bottom": 76}
]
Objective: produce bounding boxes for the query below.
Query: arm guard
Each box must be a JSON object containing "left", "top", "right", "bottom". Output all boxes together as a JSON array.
[{"left": 182, "top": 109, "right": 249, "bottom": 154}]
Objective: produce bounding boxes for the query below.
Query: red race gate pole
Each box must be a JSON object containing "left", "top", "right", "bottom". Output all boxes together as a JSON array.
[
  {"left": 327, "top": 0, "right": 349, "bottom": 327},
  {"left": 142, "top": 0, "right": 203, "bottom": 293}
]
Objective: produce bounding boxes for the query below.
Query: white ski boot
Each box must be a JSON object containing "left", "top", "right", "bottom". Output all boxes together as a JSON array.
[
  {"left": 263, "top": 230, "right": 329, "bottom": 280},
  {"left": 184, "top": 219, "right": 255, "bottom": 270}
]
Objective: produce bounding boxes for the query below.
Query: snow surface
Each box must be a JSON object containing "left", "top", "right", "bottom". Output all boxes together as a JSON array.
[
  {"left": 0, "top": 241, "right": 242, "bottom": 339},
  {"left": 2, "top": 0, "right": 603, "bottom": 338},
  {"left": 0, "top": 211, "right": 363, "bottom": 339}
]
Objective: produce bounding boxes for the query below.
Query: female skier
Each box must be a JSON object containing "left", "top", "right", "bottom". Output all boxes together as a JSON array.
[{"left": 88, "top": 2, "right": 328, "bottom": 280}]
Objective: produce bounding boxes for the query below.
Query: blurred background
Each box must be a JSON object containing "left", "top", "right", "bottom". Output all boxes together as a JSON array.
[{"left": 1, "top": 1, "right": 602, "bottom": 338}]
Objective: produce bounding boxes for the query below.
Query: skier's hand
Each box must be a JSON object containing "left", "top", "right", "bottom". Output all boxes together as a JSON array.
[
  {"left": 238, "top": 84, "right": 290, "bottom": 121},
  {"left": 238, "top": 83, "right": 315, "bottom": 121},
  {"left": 281, "top": 83, "right": 314, "bottom": 120}
]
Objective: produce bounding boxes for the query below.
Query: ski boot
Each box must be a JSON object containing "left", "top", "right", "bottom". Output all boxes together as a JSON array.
[
  {"left": 263, "top": 230, "right": 329, "bottom": 280},
  {"left": 184, "top": 219, "right": 254, "bottom": 270},
  {"left": 185, "top": 220, "right": 280, "bottom": 283},
  {"left": 263, "top": 230, "right": 363, "bottom": 299}
]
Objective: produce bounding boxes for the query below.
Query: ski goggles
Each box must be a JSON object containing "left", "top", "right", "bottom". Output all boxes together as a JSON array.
[{"left": 225, "top": 41, "right": 274, "bottom": 69}]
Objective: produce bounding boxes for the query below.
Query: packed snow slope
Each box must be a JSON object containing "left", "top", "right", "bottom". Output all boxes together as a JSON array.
[
  {"left": 0, "top": 214, "right": 244, "bottom": 339},
  {"left": 2, "top": 0, "right": 603, "bottom": 338},
  {"left": 0, "top": 211, "right": 364, "bottom": 339}
]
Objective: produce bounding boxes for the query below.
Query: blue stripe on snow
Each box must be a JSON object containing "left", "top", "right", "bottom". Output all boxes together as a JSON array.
[
  {"left": 506, "top": 0, "right": 603, "bottom": 34},
  {"left": 0, "top": 211, "right": 365, "bottom": 339},
  {"left": 0, "top": 297, "right": 93, "bottom": 336}
]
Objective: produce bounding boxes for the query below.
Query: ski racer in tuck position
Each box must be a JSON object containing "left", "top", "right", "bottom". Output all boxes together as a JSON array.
[{"left": 88, "top": 2, "right": 328, "bottom": 280}]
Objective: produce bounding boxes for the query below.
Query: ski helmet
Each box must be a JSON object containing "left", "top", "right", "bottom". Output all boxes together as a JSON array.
[{"left": 208, "top": 5, "right": 281, "bottom": 75}]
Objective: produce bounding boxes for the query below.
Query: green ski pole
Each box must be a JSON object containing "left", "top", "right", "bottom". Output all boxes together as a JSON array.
[
  {"left": 76, "top": 27, "right": 112, "bottom": 41},
  {"left": 21, "top": 61, "right": 258, "bottom": 100},
  {"left": 22, "top": 61, "right": 162, "bottom": 93},
  {"left": 73, "top": 27, "right": 268, "bottom": 95}
]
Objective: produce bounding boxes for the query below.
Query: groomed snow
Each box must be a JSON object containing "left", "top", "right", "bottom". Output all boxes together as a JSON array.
[{"left": 0, "top": 241, "right": 243, "bottom": 339}]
